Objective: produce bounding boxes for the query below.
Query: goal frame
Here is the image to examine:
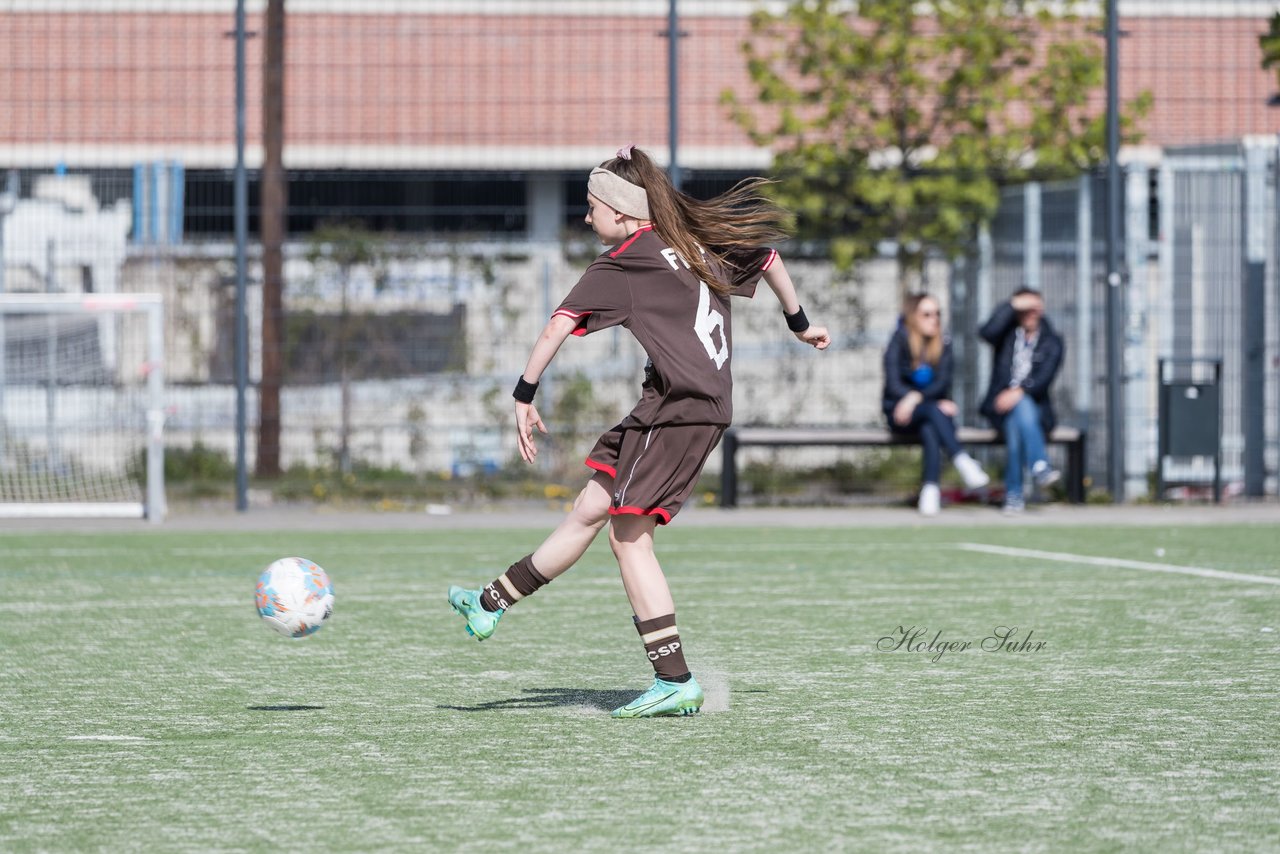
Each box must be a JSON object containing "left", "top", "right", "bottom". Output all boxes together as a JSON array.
[{"left": 0, "top": 292, "right": 166, "bottom": 522}]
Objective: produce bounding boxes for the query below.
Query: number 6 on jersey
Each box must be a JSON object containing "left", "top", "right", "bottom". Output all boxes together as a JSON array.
[{"left": 694, "top": 281, "right": 729, "bottom": 369}]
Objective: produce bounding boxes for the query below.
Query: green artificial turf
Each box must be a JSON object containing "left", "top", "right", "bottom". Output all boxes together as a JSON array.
[{"left": 1, "top": 523, "right": 1277, "bottom": 851}]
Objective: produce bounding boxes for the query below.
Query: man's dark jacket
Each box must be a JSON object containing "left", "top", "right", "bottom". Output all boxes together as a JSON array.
[{"left": 978, "top": 301, "right": 1064, "bottom": 433}]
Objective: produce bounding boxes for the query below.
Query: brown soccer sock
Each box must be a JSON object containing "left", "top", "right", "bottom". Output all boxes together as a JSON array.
[
  {"left": 480, "top": 554, "right": 550, "bottom": 612},
  {"left": 634, "top": 614, "right": 691, "bottom": 682}
]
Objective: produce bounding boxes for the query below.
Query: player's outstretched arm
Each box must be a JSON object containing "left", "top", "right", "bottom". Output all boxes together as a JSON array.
[
  {"left": 514, "top": 313, "right": 578, "bottom": 463},
  {"left": 762, "top": 256, "right": 831, "bottom": 350}
]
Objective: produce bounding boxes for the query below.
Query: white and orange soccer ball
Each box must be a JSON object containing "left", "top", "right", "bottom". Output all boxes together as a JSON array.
[{"left": 255, "top": 557, "right": 335, "bottom": 638}]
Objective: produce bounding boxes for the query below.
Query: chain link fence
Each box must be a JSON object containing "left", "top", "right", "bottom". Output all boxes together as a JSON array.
[{"left": 1, "top": 1, "right": 1276, "bottom": 507}]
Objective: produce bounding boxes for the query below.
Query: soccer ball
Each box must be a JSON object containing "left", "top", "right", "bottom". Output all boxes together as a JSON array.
[{"left": 255, "top": 557, "right": 335, "bottom": 638}]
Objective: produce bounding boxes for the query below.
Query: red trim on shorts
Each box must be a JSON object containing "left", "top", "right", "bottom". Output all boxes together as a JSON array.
[
  {"left": 609, "top": 505, "right": 673, "bottom": 525},
  {"left": 761, "top": 248, "right": 779, "bottom": 271},
  {"left": 584, "top": 458, "right": 617, "bottom": 478},
  {"left": 608, "top": 224, "right": 653, "bottom": 259}
]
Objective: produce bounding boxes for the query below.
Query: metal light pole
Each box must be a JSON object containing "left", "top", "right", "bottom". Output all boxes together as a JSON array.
[
  {"left": 234, "top": 0, "right": 249, "bottom": 512},
  {"left": 1104, "top": 0, "right": 1125, "bottom": 502},
  {"left": 0, "top": 170, "right": 17, "bottom": 456},
  {"left": 667, "top": 0, "right": 682, "bottom": 191},
  {"left": 0, "top": 171, "right": 16, "bottom": 292},
  {"left": 1242, "top": 140, "right": 1267, "bottom": 497}
]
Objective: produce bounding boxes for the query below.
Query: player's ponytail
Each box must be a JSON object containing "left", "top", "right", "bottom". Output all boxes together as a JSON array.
[{"left": 598, "top": 147, "right": 791, "bottom": 295}]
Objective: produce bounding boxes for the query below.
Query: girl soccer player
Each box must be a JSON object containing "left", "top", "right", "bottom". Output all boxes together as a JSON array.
[{"left": 447, "top": 145, "right": 830, "bottom": 718}]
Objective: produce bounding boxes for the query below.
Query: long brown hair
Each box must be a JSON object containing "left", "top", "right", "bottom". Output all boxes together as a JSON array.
[
  {"left": 598, "top": 147, "right": 792, "bottom": 295},
  {"left": 903, "top": 293, "right": 943, "bottom": 368}
]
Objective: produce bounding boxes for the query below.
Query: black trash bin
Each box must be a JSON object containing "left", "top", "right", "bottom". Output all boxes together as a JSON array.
[{"left": 1157, "top": 359, "right": 1222, "bottom": 503}]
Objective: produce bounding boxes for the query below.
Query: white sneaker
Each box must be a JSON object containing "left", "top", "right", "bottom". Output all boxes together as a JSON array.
[
  {"left": 918, "top": 483, "right": 941, "bottom": 516},
  {"left": 954, "top": 453, "right": 990, "bottom": 490},
  {"left": 1002, "top": 495, "right": 1025, "bottom": 516},
  {"left": 1031, "top": 460, "right": 1060, "bottom": 489}
]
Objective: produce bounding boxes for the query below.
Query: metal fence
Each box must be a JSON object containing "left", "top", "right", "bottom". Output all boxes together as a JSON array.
[
  {"left": 960, "top": 138, "right": 1280, "bottom": 499},
  {"left": 1, "top": 1, "right": 1276, "bottom": 505}
]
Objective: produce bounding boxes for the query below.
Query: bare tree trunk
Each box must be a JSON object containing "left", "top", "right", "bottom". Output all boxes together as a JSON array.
[{"left": 256, "top": 0, "right": 286, "bottom": 477}]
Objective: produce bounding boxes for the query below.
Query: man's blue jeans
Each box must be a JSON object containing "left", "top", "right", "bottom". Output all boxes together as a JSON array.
[{"left": 1003, "top": 396, "right": 1049, "bottom": 498}]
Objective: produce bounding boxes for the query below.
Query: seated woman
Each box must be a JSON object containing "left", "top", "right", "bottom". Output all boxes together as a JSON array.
[{"left": 882, "top": 293, "right": 989, "bottom": 516}]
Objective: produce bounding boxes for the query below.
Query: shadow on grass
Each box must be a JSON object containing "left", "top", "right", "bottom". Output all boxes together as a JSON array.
[
  {"left": 247, "top": 704, "right": 326, "bottom": 712},
  {"left": 439, "top": 687, "right": 636, "bottom": 712}
]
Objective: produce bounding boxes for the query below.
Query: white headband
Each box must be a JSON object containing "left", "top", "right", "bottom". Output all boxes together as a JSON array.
[{"left": 588, "top": 167, "right": 650, "bottom": 220}]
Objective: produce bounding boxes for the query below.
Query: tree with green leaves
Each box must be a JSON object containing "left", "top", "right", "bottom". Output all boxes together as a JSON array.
[
  {"left": 723, "top": 0, "right": 1150, "bottom": 297},
  {"left": 1260, "top": 12, "right": 1280, "bottom": 91}
]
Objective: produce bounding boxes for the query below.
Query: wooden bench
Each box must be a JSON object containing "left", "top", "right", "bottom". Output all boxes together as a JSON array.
[{"left": 719, "top": 425, "right": 1087, "bottom": 507}]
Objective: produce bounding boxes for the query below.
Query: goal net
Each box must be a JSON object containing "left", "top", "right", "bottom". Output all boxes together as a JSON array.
[{"left": 0, "top": 293, "right": 165, "bottom": 521}]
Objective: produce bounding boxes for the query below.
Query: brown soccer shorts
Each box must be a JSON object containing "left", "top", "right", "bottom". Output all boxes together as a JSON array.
[{"left": 584, "top": 423, "right": 725, "bottom": 525}]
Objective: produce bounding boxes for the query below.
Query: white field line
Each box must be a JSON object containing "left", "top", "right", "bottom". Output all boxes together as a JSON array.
[
  {"left": 957, "top": 543, "right": 1280, "bottom": 587},
  {"left": 65, "top": 735, "right": 149, "bottom": 741}
]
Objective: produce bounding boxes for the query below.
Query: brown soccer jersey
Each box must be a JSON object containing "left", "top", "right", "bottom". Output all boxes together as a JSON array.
[{"left": 553, "top": 225, "right": 777, "bottom": 427}]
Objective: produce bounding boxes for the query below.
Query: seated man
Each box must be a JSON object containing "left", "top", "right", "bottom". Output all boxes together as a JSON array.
[{"left": 978, "top": 288, "right": 1065, "bottom": 514}]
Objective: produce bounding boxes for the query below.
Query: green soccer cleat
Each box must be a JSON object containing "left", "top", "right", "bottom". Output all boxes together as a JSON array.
[
  {"left": 611, "top": 676, "right": 704, "bottom": 718},
  {"left": 448, "top": 585, "right": 503, "bottom": 641}
]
